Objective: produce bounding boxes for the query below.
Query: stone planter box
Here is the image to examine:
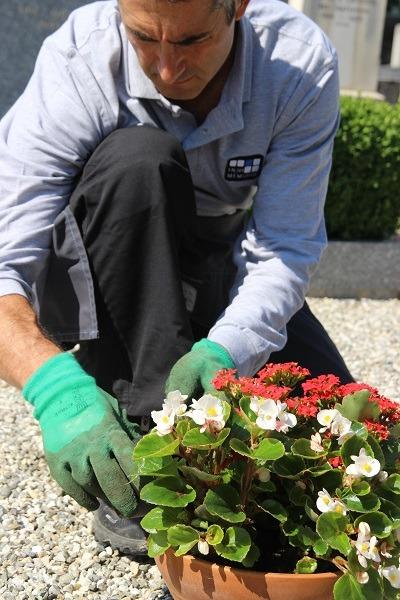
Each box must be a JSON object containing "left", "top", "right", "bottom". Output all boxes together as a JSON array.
[{"left": 308, "top": 238, "right": 400, "bottom": 299}]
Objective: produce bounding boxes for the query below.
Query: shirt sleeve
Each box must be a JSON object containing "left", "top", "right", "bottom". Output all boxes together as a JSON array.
[
  {"left": 0, "top": 37, "right": 107, "bottom": 301},
  {"left": 208, "top": 56, "right": 340, "bottom": 376}
]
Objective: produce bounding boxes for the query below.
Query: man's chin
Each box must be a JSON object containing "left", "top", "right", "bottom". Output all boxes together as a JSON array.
[{"left": 155, "top": 80, "right": 204, "bottom": 102}]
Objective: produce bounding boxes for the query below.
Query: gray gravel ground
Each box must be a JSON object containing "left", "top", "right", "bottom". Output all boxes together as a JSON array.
[{"left": 0, "top": 298, "right": 399, "bottom": 599}]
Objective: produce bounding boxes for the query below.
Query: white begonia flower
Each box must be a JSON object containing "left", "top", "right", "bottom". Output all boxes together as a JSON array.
[
  {"left": 163, "top": 390, "right": 188, "bottom": 417},
  {"left": 356, "top": 571, "right": 369, "bottom": 585},
  {"left": 250, "top": 395, "right": 275, "bottom": 415},
  {"left": 256, "top": 399, "right": 279, "bottom": 430},
  {"left": 330, "top": 413, "right": 352, "bottom": 437},
  {"left": 310, "top": 432, "right": 324, "bottom": 452},
  {"left": 382, "top": 564, "right": 400, "bottom": 589},
  {"left": 345, "top": 448, "right": 381, "bottom": 478},
  {"left": 198, "top": 539, "right": 210, "bottom": 555},
  {"left": 317, "top": 409, "right": 339, "bottom": 432},
  {"left": 151, "top": 408, "right": 175, "bottom": 436},
  {"left": 355, "top": 521, "right": 380, "bottom": 568},
  {"left": 256, "top": 467, "right": 271, "bottom": 482},
  {"left": 187, "top": 394, "right": 225, "bottom": 433},
  {"left": 378, "top": 470, "right": 389, "bottom": 482},
  {"left": 316, "top": 489, "right": 347, "bottom": 515},
  {"left": 275, "top": 400, "right": 297, "bottom": 433}
]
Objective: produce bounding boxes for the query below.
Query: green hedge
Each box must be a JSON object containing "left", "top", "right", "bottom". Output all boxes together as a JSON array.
[{"left": 325, "top": 96, "right": 400, "bottom": 240}]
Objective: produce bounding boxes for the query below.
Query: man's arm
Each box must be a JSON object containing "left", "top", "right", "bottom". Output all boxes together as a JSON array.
[{"left": 0, "top": 294, "right": 61, "bottom": 389}]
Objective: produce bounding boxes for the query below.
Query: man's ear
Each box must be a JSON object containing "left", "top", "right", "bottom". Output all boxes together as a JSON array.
[{"left": 235, "top": 0, "right": 251, "bottom": 21}]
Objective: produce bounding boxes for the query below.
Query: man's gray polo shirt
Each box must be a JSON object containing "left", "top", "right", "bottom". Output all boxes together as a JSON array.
[{"left": 0, "top": 0, "right": 339, "bottom": 376}]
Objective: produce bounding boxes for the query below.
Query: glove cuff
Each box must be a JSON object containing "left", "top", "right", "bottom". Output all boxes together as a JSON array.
[
  {"left": 192, "top": 339, "right": 235, "bottom": 368},
  {"left": 22, "top": 352, "right": 96, "bottom": 420}
]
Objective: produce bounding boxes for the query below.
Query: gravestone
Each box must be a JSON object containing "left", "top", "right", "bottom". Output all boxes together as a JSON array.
[
  {"left": 0, "top": 0, "right": 90, "bottom": 118},
  {"left": 288, "top": 0, "right": 388, "bottom": 93}
]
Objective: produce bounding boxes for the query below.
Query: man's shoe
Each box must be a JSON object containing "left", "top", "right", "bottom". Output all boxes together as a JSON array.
[{"left": 92, "top": 499, "right": 148, "bottom": 556}]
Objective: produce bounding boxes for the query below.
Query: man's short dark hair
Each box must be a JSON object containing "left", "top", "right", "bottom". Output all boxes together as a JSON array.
[{"left": 162, "top": 0, "right": 238, "bottom": 23}]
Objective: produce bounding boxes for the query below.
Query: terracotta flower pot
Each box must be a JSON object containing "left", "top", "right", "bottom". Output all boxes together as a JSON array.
[{"left": 155, "top": 549, "right": 340, "bottom": 600}]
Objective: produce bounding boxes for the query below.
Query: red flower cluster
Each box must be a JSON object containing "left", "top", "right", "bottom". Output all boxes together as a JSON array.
[
  {"left": 212, "top": 362, "right": 399, "bottom": 433},
  {"left": 364, "top": 420, "right": 390, "bottom": 441},
  {"left": 257, "top": 362, "right": 310, "bottom": 387},
  {"left": 328, "top": 456, "right": 343, "bottom": 468},
  {"left": 301, "top": 374, "right": 340, "bottom": 399}
]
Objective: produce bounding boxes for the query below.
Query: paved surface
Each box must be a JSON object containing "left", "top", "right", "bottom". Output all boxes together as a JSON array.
[{"left": 0, "top": 298, "right": 399, "bottom": 599}]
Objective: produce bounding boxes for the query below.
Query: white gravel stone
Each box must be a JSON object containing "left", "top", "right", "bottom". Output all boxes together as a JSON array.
[{"left": 0, "top": 299, "right": 399, "bottom": 599}]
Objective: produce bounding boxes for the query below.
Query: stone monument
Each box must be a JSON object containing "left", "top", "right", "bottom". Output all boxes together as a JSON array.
[
  {"left": 288, "top": 0, "right": 388, "bottom": 94},
  {"left": 0, "top": 0, "right": 89, "bottom": 118}
]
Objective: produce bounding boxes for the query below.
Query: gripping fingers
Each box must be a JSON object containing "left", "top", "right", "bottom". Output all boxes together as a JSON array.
[{"left": 47, "top": 458, "right": 100, "bottom": 512}]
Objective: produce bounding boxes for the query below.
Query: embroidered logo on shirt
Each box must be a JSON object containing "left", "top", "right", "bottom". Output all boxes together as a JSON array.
[{"left": 225, "top": 155, "right": 263, "bottom": 181}]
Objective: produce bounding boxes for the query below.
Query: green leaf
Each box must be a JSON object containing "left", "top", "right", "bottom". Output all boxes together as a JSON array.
[
  {"left": 147, "top": 531, "right": 170, "bottom": 558},
  {"left": 191, "top": 518, "right": 208, "bottom": 530},
  {"left": 351, "top": 481, "right": 370, "bottom": 496},
  {"left": 380, "top": 497, "right": 400, "bottom": 521},
  {"left": 382, "top": 474, "right": 400, "bottom": 495},
  {"left": 289, "top": 485, "right": 309, "bottom": 507},
  {"left": 291, "top": 438, "right": 326, "bottom": 459},
  {"left": 253, "top": 438, "right": 285, "bottom": 461},
  {"left": 132, "top": 455, "right": 179, "bottom": 477},
  {"left": 333, "top": 572, "right": 367, "bottom": 600},
  {"left": 363, "top": 567, "right": 384, "bottom": 600},
  {"left": 214, "top": 526, "right": 251, "bottom": 563},
  {"left": 204, "top": 485, "right": 246, "bottom": 523},
  {"left": 167, "top": 525, "right": 199, "bottom": 546},
  {"left": 367, "top": 435, "right": 385, "bottom": 467},
  {"left": 282, "top": 520, "right": 299, "bottom": 537},
  {"left": 140, "top": 476, "right": 196, "bottom": 507},
  {"left": 206, "top": 524, "right": 224, "bottom": 546},
  {"left": 316, "top": 512, "right": 351, "bottom": 556},
  {"left": 242, "top": 543, "right": 261, "bottom": 568},
  {"left": 182, "top": 427, "right": 230, "bottom": 450},
  {"left": 175, "top": 418, "right": 196, "bottom": 438},
  {"left": 317, "top": 469, "right": 343, "bottom": 492},
  {"left": 259, "top": 499, "right": 288, "bottom": 523},
  {"left": 133, "top": 433, "right": 180, "bottom": 459},
  {"left": 341, "top": 435, "right": 373, "bottom": 467},
  {"left": 354, "top": 512, "right": 393, "bottom": 539},
  {"left": 349, "top": 421, "right": 369, "bottom": 440},
  {"left": 229, "top": 438, "right": 252, "bottom": 458},
  {"left": 174, "top": 541, "right": 198, "bottom": 556},
  {"left": 140, "top": 506, "right": 187, "bottom": 533},
  {"left": 239, "top": 397, "right": 257, "bottom": 421},
  {"left": 341, "top": 492, "right": 380, "bottom": 513},
  {"left": 313, "top": 538, "right": 329, "bottom": 556},
  {"left": 179, "top": 465, "right": 221, "bottom": 483},
  {"left": 389, "top": 423, "right": 400, "bottom": 440},
  {"left": 251, "top": 480, "right": 276, "bottom": 494},
  {"left": 303, "top": 463, "right": 333, "bottom": 477},
  {"left": 295, "top": 557, "right": 318, "bottom": 574},
  {"left": 273, "top": 455, "right": 305, "bottom": 478},
  {"left": 335, "top": 390, "right": 370, "bottom": 421}
]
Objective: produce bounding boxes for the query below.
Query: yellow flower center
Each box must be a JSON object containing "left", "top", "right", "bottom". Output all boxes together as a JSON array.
[
  {"left": 322, "top": 496, "right": 330, "bottom": 505},
  {"left": 363, "top": 464, "right": 372, "bottom": 473},
  {"left": 361, "top": 543, "right": 369, "bottom": 552},
  {"left": 207, "top": 407, "right": 218, "bottom": 417}
]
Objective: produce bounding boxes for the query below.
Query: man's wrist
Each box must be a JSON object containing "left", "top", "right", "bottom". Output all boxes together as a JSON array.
[{"left": 23, "top": 352, "right": 97, "bottom": 420}]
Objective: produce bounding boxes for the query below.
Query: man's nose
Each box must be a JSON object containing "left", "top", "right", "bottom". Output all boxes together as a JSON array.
[{"left": 157, "top": 44, "right": 186, "bottom": 84}]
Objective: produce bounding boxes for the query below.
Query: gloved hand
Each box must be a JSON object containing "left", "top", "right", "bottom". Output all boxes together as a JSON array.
[
  {"left": 23, "top": 352, "right": 141, "bottom": 517},
  {"left": 165, "top": 338, "right": 235, "bottom": 397}
]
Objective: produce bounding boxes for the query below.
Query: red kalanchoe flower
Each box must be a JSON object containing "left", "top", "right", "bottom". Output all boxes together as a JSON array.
[
  {"left": 364, "top": 420, "right": 390, "bottom": 441},
  {"left": 237, "top": 378, "right": 291, "bottom": 400},
  {"left": 212, "top": 368, "right": 238, "bottom": 390},
  {"left": 338, "top": 382, "right": 378, "bottom": 398},
  {"left": 302, "top": 374, "right": 340, "bottom": 399},
  {"left": 296, "top": 403, "right": 319, "bottom": 418},
  {"left": 257, "top": 362, "right": 310, "bottom": 387},
  {"left": 328, "top": 456, "right": 343, "bottom": 468}
]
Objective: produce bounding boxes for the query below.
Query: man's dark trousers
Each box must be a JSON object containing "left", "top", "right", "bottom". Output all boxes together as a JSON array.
[{"left": 37, "top": 126, "right": 353, "bottom": 418}]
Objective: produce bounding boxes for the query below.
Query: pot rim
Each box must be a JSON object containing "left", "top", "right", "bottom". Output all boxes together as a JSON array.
[{"left": 159, "top": 549, "right": 340, "bottom": 581}]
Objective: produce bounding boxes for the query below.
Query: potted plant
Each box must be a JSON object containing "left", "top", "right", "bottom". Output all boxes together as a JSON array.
[{"left": 131, "top": 362, "right": 400, "bottom": 600}]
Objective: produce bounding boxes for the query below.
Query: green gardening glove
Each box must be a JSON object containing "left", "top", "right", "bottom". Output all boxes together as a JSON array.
[
  {"left": 165, "top": 339, "right": 235, "bottom": 397},
  {"left": 23, "top": 352, "right": 141, "bottom": 517}
]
